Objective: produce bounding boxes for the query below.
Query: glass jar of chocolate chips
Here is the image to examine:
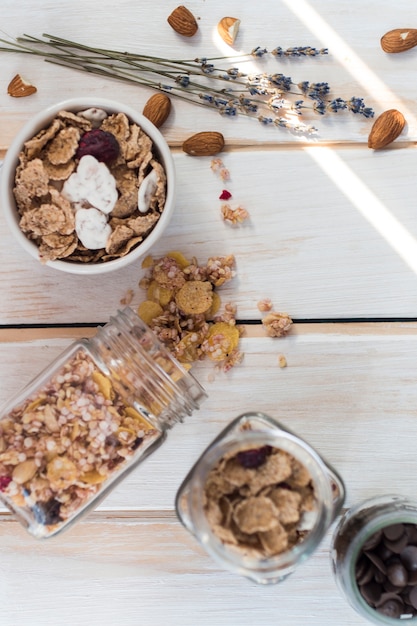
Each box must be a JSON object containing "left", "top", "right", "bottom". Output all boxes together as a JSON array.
[
  {"left": 0, "top": 307, "right": 206, "bottom": 539},
  {"left": 175, "top": 412, "right": 345, "bottom": 584},
  {"left": 332, "top": 495, "right": 417, "bottom": 624}
]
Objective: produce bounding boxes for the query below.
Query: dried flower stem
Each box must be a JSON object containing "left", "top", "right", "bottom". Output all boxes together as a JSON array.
[{"left": 0, "top": 33, "right": 374, "bottom": 134}]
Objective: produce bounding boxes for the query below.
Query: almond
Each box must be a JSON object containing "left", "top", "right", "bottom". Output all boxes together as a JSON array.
[
  {"left": 217, "top": 17, "right": 241, "bottom": 46},
  {"left": 182, "top": 131, "right": 225, "bottom": 156},
  {"left": 368, "top": 109, "right": 406, "bottom": 149},
  {"left": 167, "top": 5, "right": 198, "bottom": 37},
  {"left": 142, "top": 93, "right": 172, "bottom": 128},
  {"left": 381, "top": 28, "right": 417, "bottom": 53},
  {"left": 7, "top": 74, "right": 37, "bottom": 98}
]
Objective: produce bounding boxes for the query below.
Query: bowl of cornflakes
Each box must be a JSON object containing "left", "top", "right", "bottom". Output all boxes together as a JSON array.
[{"left": 1, "top": 97, "right": 176, "bottom": 274}]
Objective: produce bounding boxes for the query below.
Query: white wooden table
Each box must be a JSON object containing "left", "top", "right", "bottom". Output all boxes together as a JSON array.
[{"left": 1, "top": 2, "right": 417, "bottom": 624}]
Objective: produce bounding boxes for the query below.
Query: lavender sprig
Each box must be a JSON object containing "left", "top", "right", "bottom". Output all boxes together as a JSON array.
[{"left": 0, "top": 33, "right": 374, "bottom": 134}]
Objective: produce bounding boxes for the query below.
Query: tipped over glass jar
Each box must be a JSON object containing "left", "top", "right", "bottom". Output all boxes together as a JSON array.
[
  {"left": 332, "top": 495, "right": 417, "bottom": 624},
  {"left": 0, "top": 307, "right": 206, "bottom": 538},
  {"left": 175, "top": 412, "right": 345, "bottom": 584}
]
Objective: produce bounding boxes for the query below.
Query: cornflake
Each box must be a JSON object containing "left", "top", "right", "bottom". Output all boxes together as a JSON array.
[
  {"left": 203, "top": 445, "right": 317, "bottom": 558},
  {"left": 138, "top": 252, "right": 243, "bottom": 372}
]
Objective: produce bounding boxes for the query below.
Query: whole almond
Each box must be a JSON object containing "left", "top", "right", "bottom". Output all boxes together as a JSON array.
[
  {"left": 182, "top": 131, "right": 225, "bottom": 156},
  {"left": 368, "top": 109, "right": 406, "bottom": 149},
  {"left": 7, "top": 74, "right": 37, "bottom": 98},
  {"left": 381, "top": 28, "right": 417, "bottom": 53},
  {"left": 167, "top": 5, "right": 198, "bottom": 37},
  {"left": 142, "top": 93, "right": 172, "bottom": 128},
  {"left": 217, "top": 17, "right": 241, "bottom": 46}
]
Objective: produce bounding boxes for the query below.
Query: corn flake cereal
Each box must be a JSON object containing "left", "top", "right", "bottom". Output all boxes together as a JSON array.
[
  {"left": 13, "top": 108, "right": 167, "bottom": 264},
  {"left": 203, "top": 445, "right": 317, "bottom": 558}
]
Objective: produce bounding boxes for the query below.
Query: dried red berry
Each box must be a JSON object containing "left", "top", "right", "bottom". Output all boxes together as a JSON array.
[
  {"left": 0, "top": 475, "right": 12, "bottom": 491},
  {"left": 237, "top": 446, "right": 272, "bottom": 469},
  {"left": 76, "top": 129, "right": 120, "bottom": 164},
  {"left": 219, "top": 189, "right": 232, "bottom": 200}
]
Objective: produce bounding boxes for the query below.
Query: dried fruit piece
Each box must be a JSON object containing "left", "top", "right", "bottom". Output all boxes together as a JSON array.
[
  {"left": 75, "top": 129, "right": 120, "bottom": 164},
  {"left": 167, "top": 5, "right": 198, "bottom": 37},
  {"left": 166, "top": 250, "right": 191, "bottom": 268},
  {"left": 147, "top": 280, "right": 174, "bottom": 307},
  {"left": 7, "top": 74, "right": 37, "bottom": 97},
  {"left": 183, "top": 131, "right": 225, "bottom": 156},
  {"left": 219, "top": 190, "right": 232, "bottom": 200},
  {"left": 92, "top": 370, "right": 114, "bottom": 400},
  {"left": 142, "top": 93, "right": 172, "bottom": 128},
  {"left": 368, "top": 109, "right": 406, "bottom": 149},
  {"left": 217, "top": 17, "right": 241, "bottom": 46},
  {"left": 137, "top": 300, "right": 164, "bottom": 325},
  {"left": 380, "top": 28, "right": 417, "bottom": 53},
  {"left": 175, "top": 280, "right": 213, "bottom": 314},
  {"left": 204, "top": 322, "right": 239, "bottom": 360},
  {"left": 237, "top": 446, "right": 272, "bottom": 469}
]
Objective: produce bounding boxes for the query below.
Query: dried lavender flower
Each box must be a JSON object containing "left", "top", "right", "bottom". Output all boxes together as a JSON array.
[{"left": 0, "top": 33, "right": 374, "bottom": 134}]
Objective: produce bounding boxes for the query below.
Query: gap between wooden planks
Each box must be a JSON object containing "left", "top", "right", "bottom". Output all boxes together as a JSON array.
[{"left": 1, "top": 321, "right": 417, "bottom": 343}]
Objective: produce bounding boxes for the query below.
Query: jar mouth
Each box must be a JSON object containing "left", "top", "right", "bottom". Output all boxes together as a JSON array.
[
  {"left": 344, "top": 503, "right": 417, "bottom": 625},
  {"left": 91, "top": 307, "right": 207, "bottom": 426},
  {"left": 188, "top": 429, "right": 335, "bottom": 576}
]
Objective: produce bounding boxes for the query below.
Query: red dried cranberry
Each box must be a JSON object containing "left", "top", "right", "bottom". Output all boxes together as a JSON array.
[
  {"left": 76, "top": 129, "right": 120, "bottom": 164},
  {"left": 0, "top": 475, "right": 11, "bottom": 491},
  {"left": 219, "top": 189, "right": 232, "bottom": 200},
  {"left": 237, "top": 445, "right": 272, "bottom": 469}
]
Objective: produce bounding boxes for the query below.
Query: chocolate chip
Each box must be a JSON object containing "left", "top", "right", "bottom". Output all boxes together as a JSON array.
[
  {"left": 405, "top": 524, "right": 417, "bottom": 545},
  {"left": 360, "top": 581, "right": 383, "bottom": 607},
  {"left": 376, "top": 543, "right": 394, "bottom": 561},
  {"left": 376, "top": 599, "right": 403, "bottom": 618},
  {"left": 365, "top": 550, "right": 387, "bottom": 574},
  {"left": 383, "top": 524, "right": 405, "bottom": 541},
  {"left": 409, "top": 586, "right": 417, "bottom": 609},
  {"left": 401, "top": 545, "right": 417, "bottom": 572},
  {"left": 387, "top": 562, "right": 408, "bottom": 587},
  {"left": 384, "top": 532, "right": 409, "bottom": 554}
]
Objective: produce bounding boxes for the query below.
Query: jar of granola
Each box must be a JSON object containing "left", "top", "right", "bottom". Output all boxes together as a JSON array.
[
  {"left": 332, "top": 496, "right": 417, "bottom": 624},
  {"left": 175, "top": 411, "right": 345, "bottom": 584},
  {"left": 0, "top": 307, "right": 206, "bottom": 538}
]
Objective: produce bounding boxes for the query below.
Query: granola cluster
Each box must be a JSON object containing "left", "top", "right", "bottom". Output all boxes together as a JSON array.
[
  {"left": 13, "top": 108, "right": 166, "bottom": 263},
  {"left": 138, "top": 252, "right": 243, "bottom": 372},
  {"left": 0, "top": 349, "right": 158, "bottom": 535},
  {"left": 203, "top": 445, "right": 317, "bottom": 558}
]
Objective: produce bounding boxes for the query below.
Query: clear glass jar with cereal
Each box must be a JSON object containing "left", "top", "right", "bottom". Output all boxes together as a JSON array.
[
  {"left": 175, "top": 411, "right": 345, "bottom": 584},
  {"left": 0, "top": 307, "right": 206, "bottom": 538}
]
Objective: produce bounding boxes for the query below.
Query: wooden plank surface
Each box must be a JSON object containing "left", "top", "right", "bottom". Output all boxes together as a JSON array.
[
  {"left": 1, "top": 0, "right": 417, "bottom": 146},
  {"left": 0, "top": 323, "right": 416, "bottom": 625},
  {"left": 2, "top": 146, "right": 417, "bottom": 323}
]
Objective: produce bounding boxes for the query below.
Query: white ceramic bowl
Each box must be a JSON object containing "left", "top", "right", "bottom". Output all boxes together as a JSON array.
[{"left": 1, "top": 97, "right": 176, "bottom": 275}]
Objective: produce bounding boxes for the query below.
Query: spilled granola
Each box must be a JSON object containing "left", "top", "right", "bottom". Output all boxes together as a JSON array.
[{"left": 138, "top": 252, "right": 243, "bottom": 372}]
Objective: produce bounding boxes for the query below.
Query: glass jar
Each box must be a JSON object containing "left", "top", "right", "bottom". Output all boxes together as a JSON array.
[
  {"left": 0, "top": 307, "right": 206, "bottom": 539},
  {"left": 175, "top": 411, "right": 345, "bottom": 584},
  {"left": 332, "top": 495, "right": 417, "bottom": 624}
]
